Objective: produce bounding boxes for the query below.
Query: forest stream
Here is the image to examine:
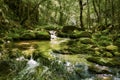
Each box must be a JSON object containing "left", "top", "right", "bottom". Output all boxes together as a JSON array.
[
  {"left": 1, "top": 0, "right": 120, "bottom": 80},
  {"left": 8, "top": 36, "right": 120, "bottom": 80}
]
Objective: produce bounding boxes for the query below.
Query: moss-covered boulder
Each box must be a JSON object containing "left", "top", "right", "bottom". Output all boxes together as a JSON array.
[
  {"left": 79, "top": 38, "right": 94, "bottom": 44},
  {"left": 10, "top": 33, "right": 20, "bottom": 40},
  {"left": 58, "top": 31, "right": 91, "bottom": 39},
  {"left": 113, "top": 52, "right": 120, "bottom": 56},
  {"left": 106, "top": 45, "right": 118, "bottom": 51},
  {"left": 62, "top": 25, "right": 80, "bottom": 33},
  {"left": 103, "top": 52, "right": 113, "bottom": 57},
  {"left": 35, "top": 31, "right": 50, "bottom": 40},
  {"left": 87, "top": 57, "right": 120, "bottom": 67},
  {"left": 78, "top": 31, "right": 91, "bottom": 38},
  {"left": 57, "top": 32, "right": 70, "bottom": 38},
  {"left": 94, "top": 51, "right": 101, "bottom": 56},
  {"left": 21, "top": 32, "right": 36, "bottom": 40}
]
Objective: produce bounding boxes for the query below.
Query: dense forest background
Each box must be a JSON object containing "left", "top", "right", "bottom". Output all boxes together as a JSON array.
[{"left": 1, "top": 0, "right": 120, "bottom": 31}]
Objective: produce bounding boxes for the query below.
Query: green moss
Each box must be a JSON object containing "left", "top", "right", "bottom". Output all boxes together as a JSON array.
[
  {"left": 87, "top": 57, "right": 120, "bottom": 67},
  {"left": 79, "top": 38, "right": 94, "bottom": 44},
  {"left": 21, "top": 32, "right": 36, "bottom": 40},
  {"left": 106, "top": 45, "right": 118, "bottom": 51},
  {"left": 35, "top": 31, "right": 50, "bottom": 40}
]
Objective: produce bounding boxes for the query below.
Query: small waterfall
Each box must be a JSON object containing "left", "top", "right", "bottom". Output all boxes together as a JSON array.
[{"left": 49, "top": 30, "right": 57, "bottom": 40}]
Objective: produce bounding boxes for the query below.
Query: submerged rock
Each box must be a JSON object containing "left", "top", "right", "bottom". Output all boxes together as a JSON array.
[{"left": 89, "top": 64, "right": 112, "bottom": 74}]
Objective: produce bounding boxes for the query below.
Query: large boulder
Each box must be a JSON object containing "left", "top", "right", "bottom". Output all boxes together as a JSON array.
[
  {"left": 62, "top": 25, "right": 80, "bottom": 33},
  {"left": 35, "top": 31, "right": 50, "bottom": 40}
]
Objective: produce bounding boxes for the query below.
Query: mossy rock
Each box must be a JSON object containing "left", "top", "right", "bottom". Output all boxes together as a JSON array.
[
  {"left": 106, "top": 45, "right": 118, "bottom": 51},
  {"left": 58, "top": 31, "right": 91, "bottom": 39},
  {"left": 97, "top": 40, "right": 111, "bottom": 46},
  {"left": 57, "top": 32, "right": 69, "bottom": 38},
  {"left": 79, "top": 38, "right": 93, "bottom": 44},
  {"left": 12, "top": 33, "right": 20, "bottom": 40},
  {"left": 94, "top": 51, "right": 101, "bottom": 56},
  {"left": 62, "top": 25, "right": 80, "bottom": 33},
  {"left": 21, "top": 32, "right": 36, "bottom": 40},
  {"left": 103, "top": 52, "right": 113, "bottom": 57},
  {"left": 113, "top": 52, "right": 120, "bottom": 57},
  {"left": 78, "top": 31, "right": 91, "bottom": 38},
  {"left": 35, "top": 31, "right": 50, "bottom": 40},
  {"left": 87, "top": 57, "right": 120, "bottom": 67}
]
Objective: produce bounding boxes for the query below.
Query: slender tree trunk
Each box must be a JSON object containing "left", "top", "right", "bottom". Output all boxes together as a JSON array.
[
  {"left": 92, "top": 0, "right": 99, "bottom": 23},
  {"left": 111, "top": 0, "right": 114, "bottom": 27},
  {"left": 87, "top": 0, "right": 90, "bottom": 29},
  {"left": 58, "top": 0, "right": 64, "bottom": 26},
  {"left": 98, "top": 0, "right": 101, "bottom": 25},
  {"left": 79, "top": 0, "right": 84, "bottom": 30},
  {"left": 105, "top": 0, "right": 108, "bottom": 27}
]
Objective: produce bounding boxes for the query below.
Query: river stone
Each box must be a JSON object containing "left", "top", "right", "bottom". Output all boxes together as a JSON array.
[
  {"left": 106, "top": 45, "right": 118, "bottom": 51},
  {"left": 88, "top": 64, "right": 112, "bottom": 74},
  {"left": 79, "top": 38, "right": 93, "bottom": 44},
  {"left": 95, "top": 74, "right": 113, "bottom": 80}
]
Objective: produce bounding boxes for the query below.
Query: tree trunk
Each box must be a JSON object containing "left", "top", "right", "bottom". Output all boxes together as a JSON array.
[
  {"left": 79, "top": 0, "right": 84, "bottom": 30},
  {"left": 105, "top": 0, "right": 108, "bottom": 27},
  {"left": 111, "top": 0, "right": 114, "bottom": 27},
  {"left": 92, "top": 0, "right": 99, "bottom": 23},
  {"left": 87, "top": 0, "right": 90, "bottom": 29}
]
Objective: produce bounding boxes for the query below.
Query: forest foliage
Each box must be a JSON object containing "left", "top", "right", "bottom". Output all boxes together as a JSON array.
[{"left": 0, "top": 0, "right": 120, "bottom": 32}]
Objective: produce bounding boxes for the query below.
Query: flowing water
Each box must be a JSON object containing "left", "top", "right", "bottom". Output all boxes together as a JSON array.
[{"left": 1, "top": 32, "right": 119, "bottom": 80}]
